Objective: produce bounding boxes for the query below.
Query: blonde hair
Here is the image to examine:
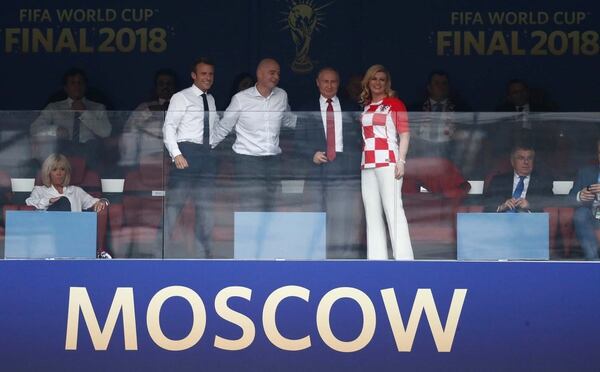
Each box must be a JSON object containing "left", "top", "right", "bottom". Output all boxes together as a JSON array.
[
  {"left": 359, "top": 64, "right": 395, "bottom": 105},
  {"left": 41, "top": 154, "right": 71, "bottom": 187}
]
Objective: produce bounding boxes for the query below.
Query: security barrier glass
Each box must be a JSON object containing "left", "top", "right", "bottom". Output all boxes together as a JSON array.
[{"left": 0, "top": 110, "right": 598, "bottom": 260}]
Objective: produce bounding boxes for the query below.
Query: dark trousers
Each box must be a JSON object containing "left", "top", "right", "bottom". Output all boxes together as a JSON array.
[
  {"left": 47, "top": 196, "right": 72, "bottom": 211},
  {"left": 305, "top": 153, "right": 364, "bottom": 258},
  {"left": 165, "top": 142, "right": 216, "bottom": 258},
  {"left": 233, "top": 153, "right": 281, "bottom": 212},
  {"left": 574, "top": 207, "right": 600, "bottom": 260}
]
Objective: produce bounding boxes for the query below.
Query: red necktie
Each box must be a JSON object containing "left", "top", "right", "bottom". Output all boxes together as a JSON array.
[{"left": 326, "top": 98, "right": 336, "bottom": 161}]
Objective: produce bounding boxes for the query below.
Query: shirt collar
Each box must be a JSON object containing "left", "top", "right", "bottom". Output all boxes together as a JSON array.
[
  {"left": 514, "top": 172, "right": 530, "bottom": 179},
  {"left": 429, "top": 97, "right": 448, "bottom": 106},
  {"left": 320, "top": 95, "right": 337, "bottom": 104},
  {"left": 191, "top": 84, "right": 207, "bottom": 96},
  {"left": 251, "top": 84, "right": 275, "bottom": 98},
  {"left": 66, "top": 97, "right": 87, "bottom": 106}
]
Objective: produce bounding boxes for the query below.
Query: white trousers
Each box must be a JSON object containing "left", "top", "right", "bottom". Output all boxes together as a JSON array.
[{"left": 361, "top": 166, "right": 414, "bottom": 260}]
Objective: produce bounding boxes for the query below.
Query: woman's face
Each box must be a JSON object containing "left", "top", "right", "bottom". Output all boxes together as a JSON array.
[
  {"left": 368, "top": 71, "right": 388, "bottom": 98},
  {"left": 50, "top": 165, "right": 66, "bottom": 186}
]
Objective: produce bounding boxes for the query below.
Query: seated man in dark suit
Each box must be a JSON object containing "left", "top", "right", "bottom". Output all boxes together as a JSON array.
[
  {"left": 295, "top": 67, "right": 363, "bottom": 258},
  {"left": 493, "top": 79, "right": 557, "bottom": 163},
  {"left": 570, "top": 138, "right": 600, "bottom": 260},
  {"left": 484, "top": 143, "right": 553, "bottom": 212}
]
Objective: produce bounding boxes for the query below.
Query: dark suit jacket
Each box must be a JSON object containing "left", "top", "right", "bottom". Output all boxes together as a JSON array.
[
  {"left": 570, "top": 165, "right": 599, "bottom": 208},
  {"left": 483, "top": 171, "right": 554, "bottom": 212},
  {"left": 495, "top": 102, "right": 552, "bottom": 112},
  {"left": 294, "top": 98, "right": 362, "bottom": 180}
]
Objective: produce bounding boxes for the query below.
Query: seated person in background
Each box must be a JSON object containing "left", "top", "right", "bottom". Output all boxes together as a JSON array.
[
  {"left": 493, "top": 79, "right": 556, "bottom": 163},
  {"left": 410, "top": 70, "right": 479, "bottom": 174},
  {"left": 227, "top": 72, "right": 256, "bottom": 108},
  {"left": 571, "top": 138, "right": 600, "bottom": 260},
  {"left": 410, "top": 71, "right": 467, "bottom": 156},
  {"left": 484, "top": 143, "right": 553, "bottom": 212},
  {"left": 120, "top": 69, "right": 178, "bottom": 168},
  {"left": 496, "top": 79, "right": 553, "bottom": 114},
  {"left": 25, "top": 154, "right": 108, "bottom": 212},
  {"left": 30, "top": 68, "right": 112, "bottom": 170},
  {"left": 137, "top": 68, "right": 178, "bottom": 111}
]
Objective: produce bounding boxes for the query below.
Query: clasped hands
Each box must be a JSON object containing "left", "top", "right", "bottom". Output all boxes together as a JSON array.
[
  {"left": 579, "top": 183, "right": 600, "bottom": 202},
  {"left": 498, "top": 197, "right": 530, "bottom": 212}
]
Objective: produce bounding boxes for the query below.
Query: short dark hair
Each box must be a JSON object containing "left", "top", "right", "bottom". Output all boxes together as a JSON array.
[
  {"left": 191, "top": 57, "right": 214, "bottom": 73},
  {"left": 511, "top": 142, "right": 535, "bottom": 156},
  {"left": 428, "top": 70, "right": 449, "bottom": 84},
  {"left": 507, "top": 78, "right": 528, "bottom": 91},
  {"left": 62, "top": 68, "right": 87, "bottom": 85},
  {"left": 316, "top": 66, "right": 339, "bottom": 80},
  {"left": 154, "top": 68, "right": 177, "bottom": 85}
]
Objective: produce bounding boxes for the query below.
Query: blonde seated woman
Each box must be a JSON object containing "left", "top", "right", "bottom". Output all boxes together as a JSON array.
[
  {"left": 25, "top": 153, "right": 111, "bottom": 258},
  {"left": 26, "top": 154, "right": 108, "bottom": 212}
]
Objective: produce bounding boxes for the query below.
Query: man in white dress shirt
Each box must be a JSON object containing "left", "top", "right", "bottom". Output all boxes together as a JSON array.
[
  {"left": 30, "top": 68, "right": 112, "bottom": 169},
  {"left": 121, "top": 69, "right": 177, "bottom": 168},
  {"left": 213, "top": 58, "right": 296, "bottom": 211},
  {"left": 162, "top": 57, "right": 218, "bottom": 258}
]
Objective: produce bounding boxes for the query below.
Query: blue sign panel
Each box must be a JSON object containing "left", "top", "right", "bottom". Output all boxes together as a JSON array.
[
  {"left": 0, "top": 260, "right": 598, "bottom": 371},
  {"left": 457, "top": 213, "right": 549, "bottom": 260},
  {"left": 5, "top": 211, "right": 97, "bottom": 259},
  {"left": 234, "top": 212, "right": 326, "bottom": 259}
]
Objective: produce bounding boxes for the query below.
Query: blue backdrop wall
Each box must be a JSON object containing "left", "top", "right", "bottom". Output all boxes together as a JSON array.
[{"left": 1, "top": 0, "right": 599, "bottom": 111}]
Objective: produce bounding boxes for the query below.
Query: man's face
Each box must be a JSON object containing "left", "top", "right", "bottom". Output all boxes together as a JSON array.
[
  {"left": 511, "top": 149, "right": 535, "bottom": 176},
  {"left": 155, "top": 75, "right": 176, "bottom": 100},
  {"left": 257, "top": 61, "right": 280, "bottom": 91},
  {"left": 508, "top": 82, "right": 529, "bottom": 106},
  {"left": 427, "top": 74, "right": 449, "bottom": 101},
  {"left": 191, "top": 63, "right": 214, "bottom": 92},
  {"left": 316, "top": 70, "right": 339, "bottom": 99},
  {"left": 64, "top": 74, "right": 86, "bottom": 100}
]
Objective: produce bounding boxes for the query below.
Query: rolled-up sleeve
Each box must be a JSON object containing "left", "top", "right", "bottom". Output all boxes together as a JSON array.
[{"left": 25, "top": 186, "right": 51, "bottom": 210}]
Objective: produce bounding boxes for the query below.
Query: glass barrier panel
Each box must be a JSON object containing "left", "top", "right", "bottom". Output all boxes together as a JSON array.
[{"left": 1, "top": 110, "right": 599, "bottom": 260}]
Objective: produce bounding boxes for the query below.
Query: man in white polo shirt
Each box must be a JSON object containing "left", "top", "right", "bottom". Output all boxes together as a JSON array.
[{"left": 213, "top": 58, "right": 296, "bottom": 211}]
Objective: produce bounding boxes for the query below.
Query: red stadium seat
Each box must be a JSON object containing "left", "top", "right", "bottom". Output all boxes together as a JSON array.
[
  {"left": 402, "top": 157, "right": 470, "bottom": 257},
  {"left": 109, "top": 156, "right": 166, "bottom": 258}
]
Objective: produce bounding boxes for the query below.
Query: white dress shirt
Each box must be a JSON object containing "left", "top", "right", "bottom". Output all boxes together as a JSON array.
[
  {"left": 516, "top": 103, "right": 532, "bottom": 129},
  {"left": 162, "top": 84, "right": 218, "bottom": 159},
  {"left": 319, "top": 95, "right": 343, "bottom": 152},
  {"left": 121, "top": 99, "right": 167, "bottom": 166},
  {"left": 214, "top": 85, "right": 296, "bottom": 156},
  {"left": 429, "top": 98, "right": 449, "bottom": 111},
  {"left": 513, "top": 172, "right": 531, "bottom": 198},
  {"left": 26, "top": 185, "right": 99, "bottom": 212},
  {"left": 416, "top": 98, "right": 453, "bottom": 143},
  {"left": 30, "top": 98, "right": 111, "bottom": 142}
]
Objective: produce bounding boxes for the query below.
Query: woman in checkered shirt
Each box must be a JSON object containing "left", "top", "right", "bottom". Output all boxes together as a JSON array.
[{"left": 359, "top": 64, "right": 413, "bottom": 260}]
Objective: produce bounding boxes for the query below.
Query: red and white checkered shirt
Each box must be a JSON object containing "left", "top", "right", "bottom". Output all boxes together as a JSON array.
[{"left": 361, "top": 96, "right": 409, "bottom": 169}]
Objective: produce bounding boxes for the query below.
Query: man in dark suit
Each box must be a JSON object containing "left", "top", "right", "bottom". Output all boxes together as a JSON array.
[
  {"left": 484, "top": 143, "right": 553, "bottom": 212},
  {"left": 570, "top": 139, "right": 600, "bottom": 260},
  {"left": 493, "top": 79, "right": 556, "bottom": 163},
  {"left": 295, "top": 67, "right": 363, "bottom": 258}
]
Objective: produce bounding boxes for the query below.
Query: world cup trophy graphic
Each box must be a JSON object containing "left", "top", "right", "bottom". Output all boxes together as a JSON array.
[{"left": 282, "top": 0, "right": 332, "bottom": 74}]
